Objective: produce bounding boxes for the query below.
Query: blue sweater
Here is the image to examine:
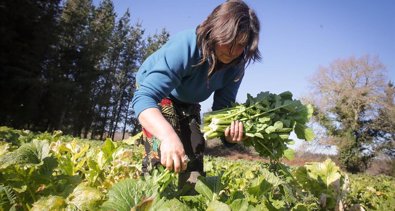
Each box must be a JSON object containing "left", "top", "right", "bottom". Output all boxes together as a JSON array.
[{"left": 132, "top": 29, "right": 244, "bottom": 117}]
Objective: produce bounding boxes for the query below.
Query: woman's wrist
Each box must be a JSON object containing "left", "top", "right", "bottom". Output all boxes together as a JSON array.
[{"left": 159, "top": 130, "right": 180, "bottom": 144}]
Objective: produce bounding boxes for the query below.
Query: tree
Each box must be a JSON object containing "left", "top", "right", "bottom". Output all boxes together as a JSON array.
[
  {"left": 89, "top": 9, "right": 170, "bottom": 140},
  {"left": 43, "top": 0, "right": 94, "bottom": 134},
  {"left": 0, "top": 0, "right": 169, "bottom": 140},
  {"left": 306, "top": 55, "right": 391, "bottom": 172},
  {"left": 367, "top": 82, "right": 395, "bottom": 157},
  {"left": 0, "top": 0, "right": 61, "bottom": 129},
  {"left": 78, "top": 0, "right": 115, "bottom": 138},
  {"left": 141, "top": 29, "right": 170, "bottom": 61}
]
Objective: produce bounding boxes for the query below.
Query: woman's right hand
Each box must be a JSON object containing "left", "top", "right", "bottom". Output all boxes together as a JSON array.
[
  {"left": 138, "top": 107, "right": 188, "bottom": 173},
  {"left": 160, "top": 133, "right": 188, "bottom": 173}
]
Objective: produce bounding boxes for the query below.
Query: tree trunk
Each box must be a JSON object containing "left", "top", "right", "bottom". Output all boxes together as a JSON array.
[{"left": 121, "top": 100, "right": 131, "bottom": 140}]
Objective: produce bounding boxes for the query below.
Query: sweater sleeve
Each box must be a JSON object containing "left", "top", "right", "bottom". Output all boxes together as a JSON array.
[
  {"left": 131, "top": 30, "right": 197, "bottom": 117},
  {"left": 211, "top": 71, "right": 244, "bottom": 111}
]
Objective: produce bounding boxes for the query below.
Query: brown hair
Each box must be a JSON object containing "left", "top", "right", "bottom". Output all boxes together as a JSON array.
[{"left": 196, "top": 0, "right": 261, "bottom": 78}]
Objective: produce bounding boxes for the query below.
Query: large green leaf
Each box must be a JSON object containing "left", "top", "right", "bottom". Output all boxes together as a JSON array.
[
  {"left": 101, "top": 179, "right": 146, "bottom": 211},
  {"left": 206, "top": 200, "right": 231, "bottom": 211},
  {"left": 195, "top": 176, "right": 222, "bottom": 201},
  {"left": 147, "top": 198, "right": 190, "bottom": 211},
  {"left": 248, "top": 168, "right": 284, "bottom": 197},
  {"left": 279, "top": 91, "right": 293, "bottom": 100},
  {"left": 67, "top": 183, "right": 103, "bottom": 210},
  {"left": 294, "top": 123, "right": 315, "bottom": 141},
  {"left": 195, "top": 179, "right": 214, "bottom": 201},
  {"left": 31, "top": 196, "right": 66, "bottom": 211},
  {"left": 101, "top": 138, "right": 117, "bottom": 159},
  {"left": 229, "top": 198, "right": 249, "bottom": 211},
  {"left": 0, "top": 142, "right": 10, "bottom": 156},
  {"left": 101, "top": 174, "right": 164, "bottom": 211},
  {"left": 283, "top": 148, "right": 295, "bottom": 160},
  {"left": 0, "top": 139, "right": 50, "bottom": 168},
  {"left": 305, "top": 159, "right": 342, "bottom": 188}
]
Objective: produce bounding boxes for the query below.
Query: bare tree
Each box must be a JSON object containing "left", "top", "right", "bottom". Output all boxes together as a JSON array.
[{"left": 306, "top": 55, "right": 391, "bottom": 172}]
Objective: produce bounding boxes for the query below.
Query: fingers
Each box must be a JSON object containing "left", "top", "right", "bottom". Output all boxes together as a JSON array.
[
  {"left": 161, "top": 152, "right": 188, "bottom": 173},
  {"left": 173, "top": 154, "right": 181, "bottom": 172},
  {"left": 165, "top": 153, "right": 173, "bottom": 171},
  {"left": 230, "top": 120, "right": 236, "bottom": 136},
  {"left": 159, "top": 136, "right": 187, "bottom": 173},
  {"left": 236, "top": 121, "right": 243, "bottom": 141},
  {"left": 161, "top": 152, "right": 167, "bottom": 167},
  {"left": 181, "top": 154, "right": 188, "bottom": 171},
  {"left": 224, "top": 125, "right": 230, "bottom": 137},
  {"left": 226, "top": 120, "right": 244, "bottom": 143},
  {"left": 233, "top": 121, "right": 240, "bottom": 139},
  {"left": 176, "top": 154, "right": 190, "bottom": 173}
]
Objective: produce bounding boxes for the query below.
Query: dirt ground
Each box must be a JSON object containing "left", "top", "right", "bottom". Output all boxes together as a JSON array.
[
  {"left": 203, "top": 138, "right": 332, "bottom": 167},
  {"left": 204, "top": 138, "right": 394, "bottom": 175}
]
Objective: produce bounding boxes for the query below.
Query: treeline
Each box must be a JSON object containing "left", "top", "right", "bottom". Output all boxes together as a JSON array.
[{"left": 0, "top": 0, "right": 169, "bottom": 139}]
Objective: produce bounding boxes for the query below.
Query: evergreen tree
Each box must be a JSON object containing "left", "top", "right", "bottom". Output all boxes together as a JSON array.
[
  {"left": 78, "top": 0, "right": 116, "bottom": 138},
  {"left": 0, "top": 0, "right": 169, "bottom": 140},
  {"left": 43, "top": 0, "right": 94, "bottom": 133},
  {"left": 0, "top": 0, "right": 61, "bottom": 129}
]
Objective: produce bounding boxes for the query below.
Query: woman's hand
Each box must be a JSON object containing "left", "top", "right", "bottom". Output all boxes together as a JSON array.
[
  {"left": 138, "top": 107, "right": 188, "bottom": 173},
  {"left": 160, "top": 133, "right": 188, "bottom": 173},
  {"left": 224, "top": 120, "right": 245, "bottom": 143}
]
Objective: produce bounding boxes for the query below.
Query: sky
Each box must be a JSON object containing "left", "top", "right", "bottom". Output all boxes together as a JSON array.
[
  {"left": 97, "top": 0, "right": 395, "bottom": 113},
  {"left": 93, "top": 0, "right": 394, "bottom": 151}
]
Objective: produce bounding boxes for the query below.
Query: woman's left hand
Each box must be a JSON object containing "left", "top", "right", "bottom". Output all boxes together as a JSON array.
[{"left": 224, "top": 120, "right": 245, "bottom": 143}]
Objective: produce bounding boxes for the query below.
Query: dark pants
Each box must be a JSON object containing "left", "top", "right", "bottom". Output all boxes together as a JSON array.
[{"left": 141, "top": 97, "right": 205, "bottom": 192}]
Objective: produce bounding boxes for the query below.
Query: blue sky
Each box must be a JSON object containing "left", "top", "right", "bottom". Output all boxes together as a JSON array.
[
  {"left": 97, "top": 0, "right": 395, "bottom": 113},
  {"left": 93, "top": 0, "right": 394, "bottom": 152}
]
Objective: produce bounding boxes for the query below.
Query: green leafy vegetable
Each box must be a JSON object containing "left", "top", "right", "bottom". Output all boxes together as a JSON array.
[
  {"left": 67, "top": 183, "right": 103, "bottom": 210},
  {"left": 0, "top": 126, "right": 393, "bottom": 211},
  {"left": 101, "top": 169, "right": 176, "bottom": 211},
  {"left": 31, "top": 196, "right": 66, "bottom": 211},
  {"left": 202, "top": 91, "right": 315, "bottom": 160},
  {"left": 0, "top": 184, "right": 17, "bottom": 211},
  {"left": 0, "top": 139, "right": 50, "bottom": 168}
]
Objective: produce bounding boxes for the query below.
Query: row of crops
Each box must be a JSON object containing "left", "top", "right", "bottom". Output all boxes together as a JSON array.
[{"left": 0, "top": 126, "right": 394, "bottom": 210}]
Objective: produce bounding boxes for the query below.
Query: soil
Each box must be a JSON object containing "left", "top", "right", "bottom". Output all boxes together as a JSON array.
[
  {"left": 203, "top": 138, "right": 333, "bottom": 167},
  {"left": 204, "top": 139, "right": 394, "bottom": 175}
]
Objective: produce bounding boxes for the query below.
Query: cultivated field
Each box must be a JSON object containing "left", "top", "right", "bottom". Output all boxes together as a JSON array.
[{"left": 0, "top": 126, "right": 394, "bottom": 210}]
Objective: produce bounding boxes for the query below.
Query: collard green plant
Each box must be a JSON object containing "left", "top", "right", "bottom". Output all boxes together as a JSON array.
[
  {"left": 202, "top": 91, "right": 315, "bottom": 160},
  {"left": 1, "top": 127, "right": 394, "bottom": 211},
  {"left": 0, "top": 139, "right": 50, "bottom": 168},
  {"left": 30, "top": 195, "right": 66, "bottom": 211},
  {"left": 293, "top": 159, "right": 346, "bottom": 210},
  {"left": 101, "top": 169, "right": 176, "bottom": 211},
  {"left": 66, "top": 183, "right": 104, "bottom": 210},
  {"left": 139, "top": 198, "right": 190, "bottom": 211},
  {"left": 344, "top": 174, "right": 395, "bottom": 210}
]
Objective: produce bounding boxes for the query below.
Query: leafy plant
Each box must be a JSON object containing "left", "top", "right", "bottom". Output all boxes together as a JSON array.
[
  {"left": 293, "top": 159, "right": 347, "bottom": 210},
  {"left": 202, "top": 91, "right": 314, "bottom": 161},
  {"left": 101, "top": 168, "right": 176, "bottom": 211},
  {"left": 1, "top": 127, "right": 394, "bottom": 211},
  {"left": 66, "top": 183, "right": 104, "bottom": 210},
  {"left": 0, "top": 184, "right": 18, "bottom": 211},
  {"left": 0, "top": 139, "right": 50, "bottom": 168},
  {"left": 30, "top": 195, "right": 66, "bottom": 211},
  {"left": 344, "top": 174, "right": 395, "bottom": 210}
]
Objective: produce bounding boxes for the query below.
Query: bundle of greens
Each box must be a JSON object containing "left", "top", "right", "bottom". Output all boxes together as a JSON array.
[{"left": 202, "top": 91, "right": 315, "bottom": 160}]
